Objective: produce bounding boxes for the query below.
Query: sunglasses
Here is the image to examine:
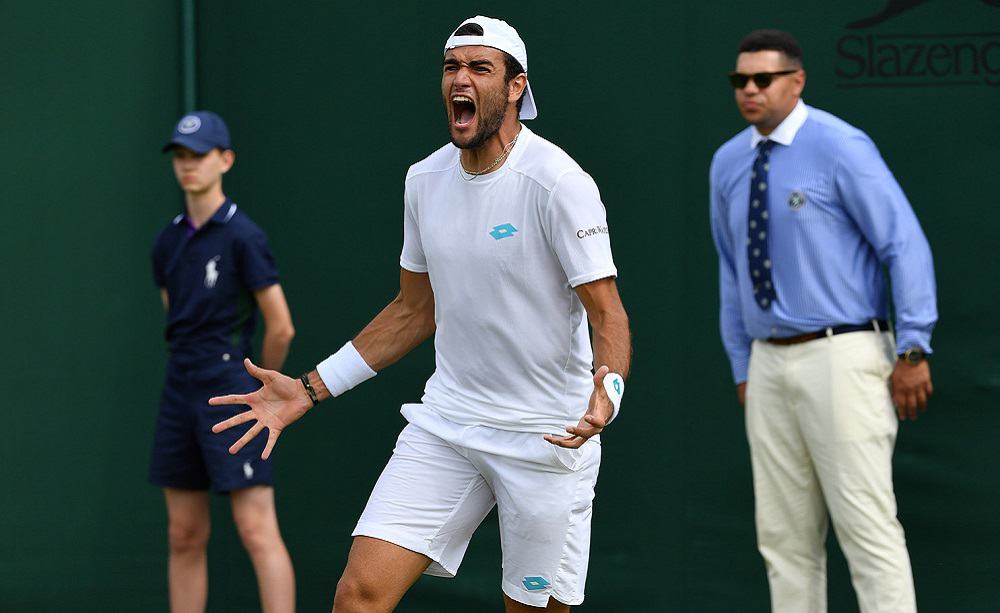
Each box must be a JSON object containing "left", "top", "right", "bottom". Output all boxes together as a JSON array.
[{"left": 728, "top": 69, "right": 799, "bottom": 89}]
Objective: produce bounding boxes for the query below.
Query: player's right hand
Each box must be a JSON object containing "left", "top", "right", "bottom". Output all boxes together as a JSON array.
[
  {"left": 209, "top": 358, "right": 315, "bottom": 460},
  {"left": 544, "top": 365, "right": 613, "bottom": 449}
]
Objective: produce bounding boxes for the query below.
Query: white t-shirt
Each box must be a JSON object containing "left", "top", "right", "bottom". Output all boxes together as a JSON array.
[{"left": 400, "top": 125, "right": 617, "bottom": 434}]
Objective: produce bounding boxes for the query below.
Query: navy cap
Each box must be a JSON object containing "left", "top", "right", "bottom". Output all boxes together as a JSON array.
[{"left": 162, "top": 111, "right": 232, "bottom": 153}]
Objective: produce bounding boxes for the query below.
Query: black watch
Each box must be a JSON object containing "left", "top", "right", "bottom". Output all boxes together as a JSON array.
[{"left": 898, "top": 348, "right": 928, "bottom": 365}]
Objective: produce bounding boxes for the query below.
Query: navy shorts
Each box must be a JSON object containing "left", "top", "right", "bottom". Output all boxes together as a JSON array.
[{"left": 149, "top": 354, "right": 273, "bottom": 493}]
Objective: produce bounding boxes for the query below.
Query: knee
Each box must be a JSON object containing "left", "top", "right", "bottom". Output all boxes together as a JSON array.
[
  {"left": 333, "top": 572, "right": 386, "bottom": 613},
  {"left": 168, "top": 519, "right": 209, "bottom": 555},
  {"left": 833, "top": 510, "right": 906, "bottom": 552},
  {"left": 757, "top": 520, "right": 826, "bottom": 558},
  {"left": 234, "top": 514, "right": 279, "bottom": 556}
]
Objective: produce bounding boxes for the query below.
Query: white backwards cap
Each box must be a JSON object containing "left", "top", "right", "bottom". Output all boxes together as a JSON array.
[{"left": 444, "top": 15, "right": 537, "bottom": 120}]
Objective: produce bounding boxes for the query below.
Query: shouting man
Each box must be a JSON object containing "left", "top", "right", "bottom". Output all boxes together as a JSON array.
[{"left": 211, "top": 16, "right": 631, "bottom": 613}]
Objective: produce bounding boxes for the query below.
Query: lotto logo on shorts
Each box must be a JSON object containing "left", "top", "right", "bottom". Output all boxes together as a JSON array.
[{"left": 522, "top": 576, "right": 550, "bottom": 591}]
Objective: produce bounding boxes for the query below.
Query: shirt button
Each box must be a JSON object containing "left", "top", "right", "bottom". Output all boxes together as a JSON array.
[
  {"left": 771, "top": 326, "right": 778, "bottom": 334},
  {"left": 222, "top": 353, "right": 231, "bottom": 361}
]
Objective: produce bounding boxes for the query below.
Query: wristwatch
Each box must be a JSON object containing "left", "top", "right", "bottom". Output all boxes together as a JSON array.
[{"left": 899, "top": 348, "right": 928, "bottom": 365}]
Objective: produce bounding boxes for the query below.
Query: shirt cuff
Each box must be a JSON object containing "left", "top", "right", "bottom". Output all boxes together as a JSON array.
[
  {"left": 894, "top": 331, "right": 933, "bottom": 355},
  {"left": 730, "top": 356, "right": 749, "bottom": 384}
]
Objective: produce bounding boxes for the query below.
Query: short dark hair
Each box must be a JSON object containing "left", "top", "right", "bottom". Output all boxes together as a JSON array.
[
  {"left": 738, "top": 29, "right": 803, "bottom": 67},
  {"left": 453, "top": 22, "right": 484, "bottom": 37},
  {"left": 451, "top": 21, "right": 526, "bottom": 112}
]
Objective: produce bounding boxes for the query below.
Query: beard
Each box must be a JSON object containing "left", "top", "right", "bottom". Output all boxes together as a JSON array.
[{"left": 449, "top": 84, "right": 509, "bottom": 150}]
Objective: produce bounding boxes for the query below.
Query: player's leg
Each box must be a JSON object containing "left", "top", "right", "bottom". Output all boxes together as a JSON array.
[
  {"left": 230, "top": 485, "right": 295, "bottom": 613},
  {"left": 746, "top": 341, "right": 829, "bottom": 613},
  {"left": 801, "top": 332, "right": 916, "bottom": 613},
  {"left": 473, "top": 427, "right": 601, "bottom": 610},
  {"left": 164, "top": 488, "right": 211, "bottom": 613},
  {"left": 333, "top": 536, "right": 433, "bottom": 613},
  {"left": 335, "top": 421, "right": 496, "bottom": 611}
]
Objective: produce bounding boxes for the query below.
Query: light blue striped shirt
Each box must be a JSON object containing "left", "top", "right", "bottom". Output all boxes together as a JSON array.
[{"left": 709, "top": 101, "right": 937, "bottom": 383}]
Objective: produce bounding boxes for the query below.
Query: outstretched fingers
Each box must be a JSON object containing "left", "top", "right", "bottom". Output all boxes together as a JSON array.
[
  {"left": 212, "top": 410, "right": 255, "bottom": 434},
  {"left": 209, "top": 393, "right": 250, "bottom": 407},
  {"left": 243, "top": 358, "right": 274, "bottom": 383},
  {"left": 229, "top": 422, "right": 265, "bottom": 455},
  {"left": 262, "top": 428, "right": 281, "bottom": 460}
]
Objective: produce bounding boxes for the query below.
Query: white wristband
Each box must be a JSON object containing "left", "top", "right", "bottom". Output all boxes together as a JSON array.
[
  {"left": 316, "top": 341, "right": 377, "bottom": 398},
  {"left": 602, "top": 372, "right": 625, "bottom": 423}
]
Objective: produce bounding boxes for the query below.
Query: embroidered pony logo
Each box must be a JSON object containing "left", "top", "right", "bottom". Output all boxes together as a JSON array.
[{"left": 204, "top": 256, "right": 221, "bottom": 288}]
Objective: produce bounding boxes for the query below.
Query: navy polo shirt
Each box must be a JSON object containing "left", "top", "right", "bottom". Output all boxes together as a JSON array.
[{"left": 152, "top": 198, "right": 279, "bottom": 360}]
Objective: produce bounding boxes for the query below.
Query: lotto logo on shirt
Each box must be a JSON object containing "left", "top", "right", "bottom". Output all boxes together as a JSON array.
[
  {"left": 577, "top": 225, "right": 609, "bottom": 239},
  {"left": 489, "top": 223, "right": 518, "bottom": 240}
]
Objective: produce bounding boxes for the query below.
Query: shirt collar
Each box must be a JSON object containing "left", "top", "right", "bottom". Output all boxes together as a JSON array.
[
  {"left": 174, "top": 197, "right": 238, "bottom": 227},
  {"left": 209, "top": 197, "right": 238, "bottom": 225},
  {"left": 750, "top": 99, "right": 808, "bottom": 148}
]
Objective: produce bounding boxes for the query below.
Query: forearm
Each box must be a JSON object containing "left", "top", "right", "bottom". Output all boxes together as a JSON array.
[
  {"left": 712, "top": 214, "right": 752, "bottom": 383},
  {"left": 353, "top": 293, "right": 436, "bottom": 370},
  {"left": 887, "top": 249, "right": 937, "bottom": 354},
  {"left": 590, "top": 309, "right": 632, "bottom": 379},
  {"left": 254, "top": 284, "right": 295, "bottom": 371},
  {"left": 307, "top": 293, "right": 435, "bottom": 402},
  {"left": 717, "top": 258, "right": 752, "bottom": 383},
  {"left": 721, "top": 316, "right": 752, "bottom": 384},
  {"left": 259, "top": 327, "right": 294, "bottom": 371}
]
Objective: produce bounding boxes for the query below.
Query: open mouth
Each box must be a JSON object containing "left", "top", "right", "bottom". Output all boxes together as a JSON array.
[{"left": 451, "top": 95, "right": 476, "bottom": 128}]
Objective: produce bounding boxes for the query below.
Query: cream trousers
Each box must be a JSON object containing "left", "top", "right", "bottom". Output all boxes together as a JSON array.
[{"left": 746, "top": 331, "right": 916, "bottom": 613}]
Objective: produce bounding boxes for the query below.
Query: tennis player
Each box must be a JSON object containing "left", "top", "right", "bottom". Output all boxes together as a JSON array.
[{"left": 211, "top": 16, "right": 631, "bottom": 612}]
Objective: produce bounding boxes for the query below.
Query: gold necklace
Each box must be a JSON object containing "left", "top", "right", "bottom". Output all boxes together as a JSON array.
[{"left": 460, "top": 132, "right": 521, "bottom": 180}]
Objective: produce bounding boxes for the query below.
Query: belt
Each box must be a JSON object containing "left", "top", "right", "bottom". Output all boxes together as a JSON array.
[{"left": 765, "top": 320, "right": 889, "bottom": 346}]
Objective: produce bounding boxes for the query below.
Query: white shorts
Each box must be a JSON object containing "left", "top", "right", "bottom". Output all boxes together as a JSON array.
[{"left": 352, "top": 404, "right": 602, "bottom": 607}]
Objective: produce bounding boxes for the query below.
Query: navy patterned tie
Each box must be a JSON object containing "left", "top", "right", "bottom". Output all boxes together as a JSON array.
[{"left": 748, "top": 140, "right": 776, "bottom": 309}]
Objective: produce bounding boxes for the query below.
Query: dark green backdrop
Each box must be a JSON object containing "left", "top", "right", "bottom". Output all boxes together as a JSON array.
[{"left": 2, "top": 1, "right": 998, "bottom": 611}]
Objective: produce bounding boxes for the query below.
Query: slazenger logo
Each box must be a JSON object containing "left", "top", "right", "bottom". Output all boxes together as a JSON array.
[
  {"left": 848, "top": 0, "right": 1000, "bottom": 29},
  {"left": 836, "top": 1, "right": 1000, "bottom": 88},
  {"left": 576, "top": 225, "right": 609, "bottom": 239}
]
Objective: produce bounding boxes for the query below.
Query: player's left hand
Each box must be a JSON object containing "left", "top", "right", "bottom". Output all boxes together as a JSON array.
[
  {"left": 891, "top": 359, "right": 933, "bottom": 421},
  {"left": 544, "top": 365, "right": 614, "bottom": 448},
  {"left": 209, "top": 358, "right": 315, "bottom": 459}
]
